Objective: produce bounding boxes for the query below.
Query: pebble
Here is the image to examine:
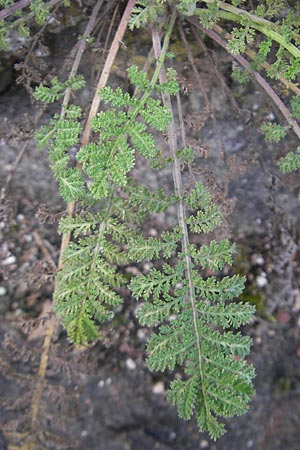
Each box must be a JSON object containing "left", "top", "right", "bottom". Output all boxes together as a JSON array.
[
  {"left": 0, "top": 286, "right": 7, "bottom": 296},
  {"left": 143, "top": 262, "right": 152, "bottom": 273},
  {"left": 137, "top": 329, "right": 146, "bottom": 341},
  {"left": 267, "top": 111, "right": 275, "bottom": 121},
  {"left": 149, "top": 228, "right": 158, "bottom": 237},
  {"left": 256, "top": 273, "right": 268, "bottom": 287},
  {"left": 200, "top": 439, "right": 209, "bottom": 448},
  {"left": 152, "top": 381, "right": 165, "bottom": 395},
  {"left": 2, "top": 255, "right": 16, "bottom": 265},
  {"left": 253, "top": 254, "right": 264, "bottom": 265},
  {"left": 125, "top": 358, "right": 137, "bottom": 371},
  {"left": 254, "top": 336, "right": 262, "bottom": 345}
]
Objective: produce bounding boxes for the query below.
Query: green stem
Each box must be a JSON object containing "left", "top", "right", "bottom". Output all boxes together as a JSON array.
[
  {"left": 195, "top": 2, "right": 300, "bottom": 59},
  {"left": 151, "top": 14, "right": 211, "bottom": 426},
  {"left": 104, "top": 9, "right": 177, "bottom": 167}
]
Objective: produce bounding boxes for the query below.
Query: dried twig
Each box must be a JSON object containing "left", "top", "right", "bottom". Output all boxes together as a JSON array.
[
  {"left": 0, "top": 142, "right": 28, "bottom": 202},
  {"left": 188, "top": 18, "right": 300, "bottom": 141}
]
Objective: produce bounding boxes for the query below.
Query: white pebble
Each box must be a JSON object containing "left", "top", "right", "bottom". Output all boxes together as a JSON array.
[
  {"left": 254, "top": 255, "right": 264, "bottom": 265},
  {"left": 137, "top": 329, "right": 146, "bottom": 341},
  {"left": 125, "top": 358, "right": 137, "bottom": 371},
  {"left": 152, "top": 381, "right": 165, "bottom": 395},
  {"left": 2, "top": 255, "right": 16, "bottom": 265},
  {"left": 149, "top": 228, "right": 158, "bottom": 237},
  {"left": 0, "top": 286, "right": 7, "bottom": 296},
  {"left": 143, "top": 262, "right": 152, "bottom": 273},
  {"left": 256, "top": 273, "right": 267, "bottom": 287},
  {"left": 200, "top": 439, "right": 209, "bottom": 448}
]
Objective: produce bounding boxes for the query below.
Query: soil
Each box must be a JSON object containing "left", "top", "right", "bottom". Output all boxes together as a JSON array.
[{"left": 1, "top": 7, "right": 300, "bottom": 450}]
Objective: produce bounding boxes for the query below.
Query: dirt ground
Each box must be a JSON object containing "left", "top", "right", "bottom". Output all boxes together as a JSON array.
[{"left": 1, "top": 9, "right": 300, "bottom": 450}]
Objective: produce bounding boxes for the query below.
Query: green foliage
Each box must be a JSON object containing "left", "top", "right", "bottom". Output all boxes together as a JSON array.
[
  {"left": 291, "top": 96, "right": 300, "bottom": 119},
  {"left": 197, "top": 1, "right": 219, "bottom": 29},
  {"left": 35, "top": 106, "right": 85, "bottom": 202},
  {"left": 55, "top": 216, "right": 126, "bottom": 345},
  {"left": 261, "top": 121, "right": 287, "bottom": 142},
  {"left": 77, "top": 66, "right": 173, "bottom": 200},
  {"left": 0, "top": 20, "right": 8, "bottom": 51},
  {"left": 255, "top": 0, "right": 286, "bottom": 18},
  {"left": 278, "top": 147, "right": 300, "bottom": 174},
  {"left": 129, "top": 0, "right": 165, "bottom": 30},
  {"left": 231, "top": 67, "right": 251, "bottom": 84},
  {"left": 130, "top": 181, "right": 255, "bottom": 439},
  {"left": 34, "top": 76, "right": 85, "bottom": 104},
  {"left": 227, "top": 24, "right": 256, "bottom": 55},
  {"left": 30, "top": 0, "right": 49, "bottom": 25}
]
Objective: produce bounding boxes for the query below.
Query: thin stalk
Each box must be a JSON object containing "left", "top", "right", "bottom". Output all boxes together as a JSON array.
[
  {"left": 151, "top": 16, "right": 210, "bottom": 424},
  {"left": 177, "top": 20, "right": 210, "bottom": 113},
  {"left": 195, "top": 3, "right": 300, "bottom": 60},
  {"left": 212, "top": 23, "right": 300, "bottom": 97},
  {"left": 82, "top": 0, "right": 136, "bottom": 147},
  {"left": 58, "top": 0, "right": 136, "bottom": 267},
  {"left": 190, "top": 18, "right": 300, "bottom": 141},
  {"left": 191, "top": 25, "right": 241, "bottom": 114},
  {"left": 200, "top": 0, "right": 300, "bottom": 57},
  {"left": 0, "top": 0, "right": 30, "bottom": 19},
  {"left": 0, "top": 142, "right": 27, "bottom": 202}
]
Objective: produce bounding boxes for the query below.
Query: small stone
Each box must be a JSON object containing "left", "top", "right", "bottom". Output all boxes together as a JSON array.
[
  {"left": 0, "top": 286, "right": 7, "bottom": 296},
  {"left": 137, "top": 329, "right": 146, "bottom": 341},
  {"left": 125, "top": 266, "right": 139, "bottom": 276},
  {"left": 125, "top": 358, "right": 137, "bottom": 371},
  {"left": 169, "top": 431, "right": 176, "bottom": 441},
  {"left": 2, "top": 255, "right": 16, "bottom": 265},
  {"left": 98, "top": 380, "right": 105, "bottom": 388},
  {"left": 152, "top": 381, "right": 165, "bottom": 395},
  {"left": 256, "top": 273, "right": 267, "bottom": 287},
  {"left": 200, "top": 439, "right": 209, "bottom": 448},
  {"left": 253, "top": 254, "right": 264, "bottom": 265},
  {"left": 106, "top": 377, "right": 112, "bottom": 385},
  {"left": 169, "top": 314, "right": 177, "bottom": 321},
  {"left": 149, "top": 228, "right": 158, "bottom": 237},
  {"left": 247, "top": 439, "right": 254, "bottom": 448},
  {"left": 254, "top": 336, "right": 262, "bottom": 345},
  {"left": 143, "top": 262, "right": 152, "bottom": 273},
  {"left": 81, "top": 430, "right": 88, "bottom": 438}
]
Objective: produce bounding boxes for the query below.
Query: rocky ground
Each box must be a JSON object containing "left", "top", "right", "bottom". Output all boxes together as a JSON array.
[{"left": 1, "top": 6, "right": 300, "bottom": 450}]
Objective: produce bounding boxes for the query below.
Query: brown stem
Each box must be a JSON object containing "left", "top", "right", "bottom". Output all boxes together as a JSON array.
[
  {"left": 189, "top": 18, "right": 300, "bottom": 141},
  {"left": 0, "top": 0, "right": 30, "bottom": 20},
  {"left": 58, "top": 0, "right": 136, "bottom": 268},
  {"left": 177, "top": 21, "right": 210, "bottom": 114},
  {"left": 82, "top": 0, "right": 136, "bottom": 146},
  {"left": 0, "top": 142, "right": 27, "bottom": 202},
  {"left": 191, "top": 25, "right": 241, "bottom": 114},
  {"left": 212, "top": 23, "right": 300, "bottom": 98}
]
